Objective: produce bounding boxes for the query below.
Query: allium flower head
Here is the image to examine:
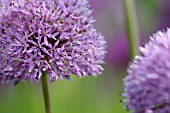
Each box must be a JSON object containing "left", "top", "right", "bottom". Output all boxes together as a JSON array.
[
  {"left": 0, "top": 0, "right": 106, "bottom": 85},
  {"left": 123, "top": 29, "right": 170, "bottom": 113}
]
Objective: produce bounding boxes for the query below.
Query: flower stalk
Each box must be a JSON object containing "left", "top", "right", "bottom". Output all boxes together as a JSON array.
[
  {"left": 124, "top": 0, "right": 140, "bottom": 60},
  {"left": 42, "top": 71, "right": 51, "bottom": 113}
]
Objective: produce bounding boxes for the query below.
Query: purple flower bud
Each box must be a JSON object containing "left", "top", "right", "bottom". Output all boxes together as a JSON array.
[
  {"left": 123, "top": 29, "right": 170, "bottom": 113},
  {"left": 0, "top": 0, "right": 106, "bottom": 85}
]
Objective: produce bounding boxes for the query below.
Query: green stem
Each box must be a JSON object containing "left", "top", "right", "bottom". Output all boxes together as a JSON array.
[
  {"left": 124, "top": 0, "right": 140, "bottom": 60},
  {"left": 42, "top": 71, "right": 51, "bottom": 113}
]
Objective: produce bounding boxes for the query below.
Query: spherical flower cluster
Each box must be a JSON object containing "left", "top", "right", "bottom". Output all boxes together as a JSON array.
[
  {"left": 123, "top": 29, "right": 170, "bottom": 113},
  {"left": 0, "top": 0, "right": 106, "bottom": 85}
]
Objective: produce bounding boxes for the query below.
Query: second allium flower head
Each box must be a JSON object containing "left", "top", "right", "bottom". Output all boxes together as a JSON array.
[
  {"left": 123, "top": 29, "right": 170, "bottom": 113},
  {"left": 0, "top": 0, "right": 106, "bottom": 85}
]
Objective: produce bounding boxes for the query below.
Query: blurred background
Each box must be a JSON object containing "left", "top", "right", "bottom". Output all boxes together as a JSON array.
[{"left": 0, "top": 0, "right": 169, "bottom": 113}]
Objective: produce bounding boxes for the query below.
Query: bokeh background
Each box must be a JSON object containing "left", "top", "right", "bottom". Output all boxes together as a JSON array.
[{"left": 0, "top": 0, "right": 168, "bottom": 113}]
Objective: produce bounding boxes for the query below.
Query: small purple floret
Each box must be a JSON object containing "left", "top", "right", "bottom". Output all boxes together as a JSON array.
[{"left": 0, "top": 0, "right": 106, "bottom": 85}]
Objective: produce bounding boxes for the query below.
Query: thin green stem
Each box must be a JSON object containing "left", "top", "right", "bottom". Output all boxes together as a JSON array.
[
  {"left": 124, "top": 0, "right": 140, "bottom": 60},
  {"left": 42, "top": 71, "right": 51, "bottom": 113}
]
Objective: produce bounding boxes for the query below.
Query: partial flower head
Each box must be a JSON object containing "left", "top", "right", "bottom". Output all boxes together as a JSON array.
[
  {"left": 123, "top": 29, "right": 170, "bottom": 113},
  {"left": 0, "top": 0, "right": 106, "bottom": 85}
]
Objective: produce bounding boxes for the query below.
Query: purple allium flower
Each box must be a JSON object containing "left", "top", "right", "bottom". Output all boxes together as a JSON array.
[
  {"left": 0, "top": 0, "right": 106, "bottom": 85},
  {"left": 123, "top": 29, "right": 170, "bottom": 113}
]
